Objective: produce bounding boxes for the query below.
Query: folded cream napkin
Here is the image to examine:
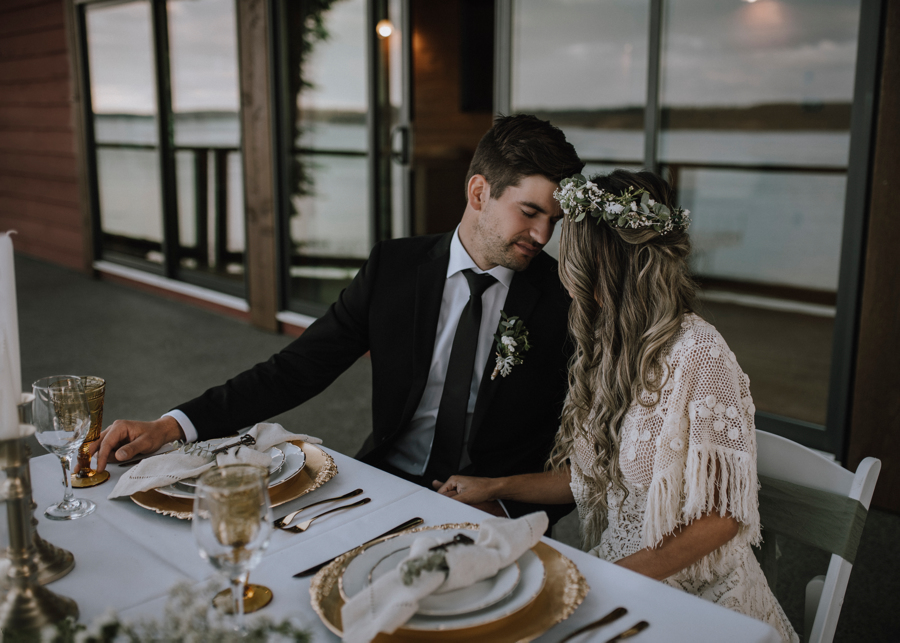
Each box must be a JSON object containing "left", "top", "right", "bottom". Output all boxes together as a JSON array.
[
  {"left": 108, "top": 422, "right": 321, "bottom": 499},
  {"left": 340, "top": 511, "right": 548, "bottom": 643}
]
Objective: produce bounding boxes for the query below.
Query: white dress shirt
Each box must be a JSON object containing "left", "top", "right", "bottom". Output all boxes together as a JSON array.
[
  {"left": 384, "top": 227, "right": 513, "bottom": 475},
  {"left": 167, "top": 227, "right": 513, "bottom": 476}
]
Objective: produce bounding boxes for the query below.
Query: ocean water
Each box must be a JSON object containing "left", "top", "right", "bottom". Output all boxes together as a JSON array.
[{"left": 93, "top": 114, "right": 849, "bottom": 290}]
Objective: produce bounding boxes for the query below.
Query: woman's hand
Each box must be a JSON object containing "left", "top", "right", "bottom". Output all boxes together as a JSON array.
[
  {"left": 433, "top": 475, "right": 502, "bottom": 506},
  {"left": 434, "top": 469, "right": 575, "bottom": 509}
]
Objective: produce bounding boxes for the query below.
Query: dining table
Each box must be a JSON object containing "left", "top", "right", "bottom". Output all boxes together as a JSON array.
[{"left": 22, "top": 441, "right": 782, "bottom": 642}]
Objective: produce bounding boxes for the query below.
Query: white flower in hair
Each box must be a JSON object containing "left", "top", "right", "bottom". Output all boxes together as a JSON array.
[{"left": 553, "top": 173, "right": 691, "bottom": 236}]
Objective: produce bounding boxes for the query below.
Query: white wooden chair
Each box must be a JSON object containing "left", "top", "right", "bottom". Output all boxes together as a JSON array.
[{"left": 756, "top": 430, "right": 881, "bottom": 643}]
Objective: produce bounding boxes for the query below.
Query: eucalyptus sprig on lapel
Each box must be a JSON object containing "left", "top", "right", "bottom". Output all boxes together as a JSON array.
[{"left": 491, "top": 311, "right": 532, "bottom": 380}]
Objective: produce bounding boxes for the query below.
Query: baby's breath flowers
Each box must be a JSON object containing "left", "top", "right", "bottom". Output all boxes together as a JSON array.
[
  {"left": 553, "top": 173, "right": 690, "bottom": 236},
  {"left": 41, "top": 582, "right": 310, "bottom": 643}
]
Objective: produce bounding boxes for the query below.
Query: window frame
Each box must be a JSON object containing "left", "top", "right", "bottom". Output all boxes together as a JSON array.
[{"left": 495, "top": 0, "right": 885, "bottom": 460}]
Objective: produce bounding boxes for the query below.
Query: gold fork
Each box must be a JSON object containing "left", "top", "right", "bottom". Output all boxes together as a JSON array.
[
  {"left": 281, "top": 497, "right": 372, "bottom": 533},
  {"left": 274, "top": 488, "right": 363, "bottom": 528},
  {"left": 556, "top": 607, "right": 628, "bottom": 643},
  {"left": 604, "top": 620, "right": 649, "bottom": 643}
]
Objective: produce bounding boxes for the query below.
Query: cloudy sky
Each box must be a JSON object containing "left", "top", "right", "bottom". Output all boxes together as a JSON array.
[
  {"left": 86, "top": 0, "right": 860, "bottom": 114},
  {"left": 512, "top": 0, "right": 860, "bottom": 109}
]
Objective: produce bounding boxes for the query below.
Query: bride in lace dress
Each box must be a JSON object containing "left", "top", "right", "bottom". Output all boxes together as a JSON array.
[{"left": 437, "top": 169, "right": 798, "bottom": 642}]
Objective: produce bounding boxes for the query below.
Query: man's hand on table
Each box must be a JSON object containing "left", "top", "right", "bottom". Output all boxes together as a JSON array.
[
  {"left": 90, "top": 416, "right": 186, "bottom": 473},
  {"left": 432, "top": 478, "right": 507, "bottom": 517}
]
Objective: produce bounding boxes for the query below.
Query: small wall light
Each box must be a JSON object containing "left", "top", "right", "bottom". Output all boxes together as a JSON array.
[{"left": 376, "top": 19, "right": 394, "bottom": 38}]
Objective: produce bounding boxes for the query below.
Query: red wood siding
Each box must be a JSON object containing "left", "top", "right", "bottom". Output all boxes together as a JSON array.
[{"left": 0, "top": 0, "right": 84, "bottom": 270}]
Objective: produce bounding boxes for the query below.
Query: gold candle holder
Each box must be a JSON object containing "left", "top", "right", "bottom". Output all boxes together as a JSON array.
[
  {"left": 1, "top": 426, "right": 79, "bottom": 635},
  {"left": 0, "top": 396, "right": 76, "bottom": 588},
  {"left": 71, "top": 376, "right": 109, "bottom": 488}
]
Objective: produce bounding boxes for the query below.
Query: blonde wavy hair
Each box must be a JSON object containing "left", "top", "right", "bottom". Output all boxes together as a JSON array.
[{"left": 549, "top": 170, "right": 697, "bottom": 542}]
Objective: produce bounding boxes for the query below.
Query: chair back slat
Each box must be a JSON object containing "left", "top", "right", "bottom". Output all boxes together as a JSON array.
[
  {"left": 758, "top": 475, "right": 868, "bottom": 564},
  {"left": 756, "top": 431, "right": 881, "bottom": 643}
]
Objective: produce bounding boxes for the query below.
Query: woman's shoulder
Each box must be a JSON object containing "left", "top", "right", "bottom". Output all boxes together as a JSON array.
[
  {"left": 667, "top": 313, "right": 741, "bottom": 368},
  {"left": 667, "top": 313, "right": 720, "bottom": 349}
]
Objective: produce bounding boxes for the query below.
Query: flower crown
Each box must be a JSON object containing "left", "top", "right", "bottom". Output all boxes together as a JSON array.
[{"left": 553, "top": 174, "right": 691, "bottom": 236}]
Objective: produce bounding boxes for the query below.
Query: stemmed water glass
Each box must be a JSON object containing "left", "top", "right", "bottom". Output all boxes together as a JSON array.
[
  {"left": 31, "top": 375, "right": 97, "bottom": 520},
  {"left": 193, "top": 464, "right": 273, "bottom": 632}
]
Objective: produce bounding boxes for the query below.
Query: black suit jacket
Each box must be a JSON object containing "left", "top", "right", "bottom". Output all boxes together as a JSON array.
[{"left": 178, "top": 233, "right": 574, "bottom": 521}]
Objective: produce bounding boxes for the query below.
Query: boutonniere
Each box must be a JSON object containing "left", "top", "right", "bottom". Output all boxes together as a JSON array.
[{"left": 491, "top": 311, "right": 532, "bottom": 380}]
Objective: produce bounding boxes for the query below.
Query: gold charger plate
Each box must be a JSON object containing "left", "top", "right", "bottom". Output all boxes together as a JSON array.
[
  {"left": 130, "top": 440, "right": 337, "bottom": 519},
  {"left": 310, "top": 522, "right": 590, "bottom": 642}
]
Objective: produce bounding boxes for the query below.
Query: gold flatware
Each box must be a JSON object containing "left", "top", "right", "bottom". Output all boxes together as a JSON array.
[
  {"left": 293, "top": 516, "right": 424, "bottom": 577},
  {"left": 274, "top": 488, "right": 364, "bottom": 528},
  {"left": 281, "top": 497, "right": 371, "bottom": 533},
  {"left": 604, "top": 620, "right": 649, "bottom": 643},
  {"left": 556, "top": 607, "right": 628, "bottom": 643}
]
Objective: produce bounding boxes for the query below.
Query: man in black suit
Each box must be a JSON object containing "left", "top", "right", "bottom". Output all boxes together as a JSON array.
[{"left": 94, "top": 114, "right": 583, "bottom": 522}]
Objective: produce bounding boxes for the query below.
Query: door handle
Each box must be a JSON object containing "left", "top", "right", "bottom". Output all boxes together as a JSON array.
[{"left": 390, "top": 124, "right": 410, "bottom": 166}]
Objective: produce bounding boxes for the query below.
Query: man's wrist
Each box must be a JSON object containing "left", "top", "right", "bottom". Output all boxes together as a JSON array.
[
  {"left": 159, "top": 414, "right": 187, "bottom": 442},
  {"left": 490, "top": 476, "right": 510, "bottom": 502},
  {"left": 161, "top": 410, "right": 195, "bottom": 442}
]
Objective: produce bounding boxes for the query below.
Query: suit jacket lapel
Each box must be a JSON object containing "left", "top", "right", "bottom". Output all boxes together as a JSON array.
[
  {"left": 468, "top": 268, "right": 540, "bottom": 449},
  {"left": 397, "top": 233, "right": 452, "bottom": 431}
]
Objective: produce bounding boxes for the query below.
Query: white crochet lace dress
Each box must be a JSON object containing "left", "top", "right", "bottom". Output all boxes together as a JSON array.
[{"left": 570, "top": 314, "right": 798, "bottom": 642}]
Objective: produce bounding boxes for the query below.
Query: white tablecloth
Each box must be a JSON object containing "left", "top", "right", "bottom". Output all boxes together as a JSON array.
[{"left": 26, "top": 447, "right": 781, "bottom": 642}]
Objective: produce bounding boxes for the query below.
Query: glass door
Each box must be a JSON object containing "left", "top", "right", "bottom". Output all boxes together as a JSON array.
[
  {"left": 276, "top": 0, "right": 412, "bottom": 317},
  {"left": 497, "top": 0, "right": 872, "bottom": 456},
  {"left": 80, "top": 0, "right": 247, "bottom": 296},
  {"left": 168, "top": 0, "right": 245, "bottom": 291},
  {"left": 84, "top": 0, "right": 163, "bottom": 270},
  {"left": 505, "top": 0, "right": 651, "bottom": 260},
  {"left": 658, "top": 0, "right": 861, "bottom": 447}
]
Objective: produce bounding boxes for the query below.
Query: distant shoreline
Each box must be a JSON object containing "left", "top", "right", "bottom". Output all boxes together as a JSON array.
[
  {"left": 94, "top": 102, "right": 851, "bottom": 132},
  {"left": 532, "top": 102, "right": 851, "bottom": 131}
]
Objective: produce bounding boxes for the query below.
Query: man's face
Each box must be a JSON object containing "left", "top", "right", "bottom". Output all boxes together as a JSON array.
[{"left": 470, "top": 174, "right": 562, "bottom": 271}]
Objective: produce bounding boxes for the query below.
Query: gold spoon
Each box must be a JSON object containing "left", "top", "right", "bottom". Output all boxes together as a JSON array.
[{"left": 274, "top": 488, "right": 363, "bottom": 528}]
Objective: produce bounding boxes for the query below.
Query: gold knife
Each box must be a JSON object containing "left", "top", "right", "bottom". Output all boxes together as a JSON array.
[{"left": 292, "top": 517, "right": 424, "bottom": 577}]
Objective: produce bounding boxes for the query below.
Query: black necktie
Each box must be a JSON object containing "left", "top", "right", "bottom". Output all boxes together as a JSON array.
[{"left": 426, "top": 269, "right": 497, "bottom": 482}]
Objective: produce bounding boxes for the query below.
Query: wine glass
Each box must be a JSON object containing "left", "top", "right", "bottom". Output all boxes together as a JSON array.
[
  {"left": 31, "top": 375, "right": 97, "bottom": 520},
  {"left": 193, "top": 464, "right": 273, "bottom": 632}
]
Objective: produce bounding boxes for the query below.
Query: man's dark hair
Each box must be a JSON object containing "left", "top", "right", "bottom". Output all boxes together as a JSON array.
[{"left": 465, "top": 114, "right": 584, "bottom": 199}]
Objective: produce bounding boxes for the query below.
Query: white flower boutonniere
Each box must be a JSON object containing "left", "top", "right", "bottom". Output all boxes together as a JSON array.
[{"left": 491, "top": 311, "right": 532, "bottom": 380}]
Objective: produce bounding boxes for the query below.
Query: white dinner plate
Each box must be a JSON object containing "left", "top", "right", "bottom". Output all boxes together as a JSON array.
[
  {"left": 339, "top": 528, "right": 546, "bottom": 629},
  {"left": 176, "top": 443, "right": 286, "bottom": 490},
  {"left": 155, "top": 441, "right": 305, "bottom": 499}
]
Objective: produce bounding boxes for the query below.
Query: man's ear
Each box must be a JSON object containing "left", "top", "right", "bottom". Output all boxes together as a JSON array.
[{"left": 467, "top": 174, "right": 490, "bottom": 212}]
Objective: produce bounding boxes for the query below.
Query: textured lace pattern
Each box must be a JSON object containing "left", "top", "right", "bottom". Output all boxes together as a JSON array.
[{"left": 570, "top": 314, "right": 798, "bottom": 643}]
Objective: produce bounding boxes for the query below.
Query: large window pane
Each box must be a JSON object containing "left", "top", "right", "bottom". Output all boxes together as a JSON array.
[
  {"left": 660, "top": 0, "right": 861, "bottom": 426},
  {"left": 284, "top": 0, "right": 370, "bottom": 310},
  {"left": 511, "top": 0, "right": 649, "bottom": 258},
  {"left": 168, "top": 0, "right": 245, "bottom": 287},
  {"left": 86, "top": 1, "right": 162, "bottom": 265}
]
